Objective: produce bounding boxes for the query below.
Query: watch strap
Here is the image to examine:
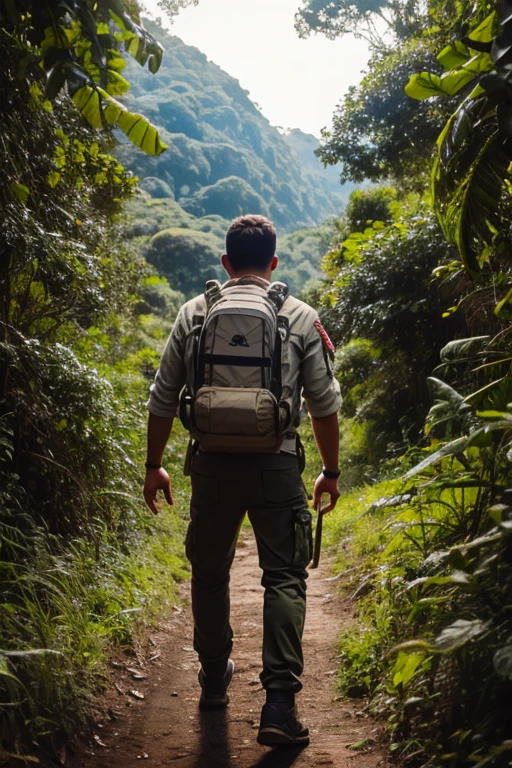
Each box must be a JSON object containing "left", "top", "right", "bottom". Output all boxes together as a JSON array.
[{"left": 322, "top": 467, "right": 341, "bottom": 479}]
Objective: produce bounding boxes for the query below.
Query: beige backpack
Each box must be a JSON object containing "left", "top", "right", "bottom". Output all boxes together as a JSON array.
[{"left": 180, "top": 277, "right": 292, "bottom": 453}]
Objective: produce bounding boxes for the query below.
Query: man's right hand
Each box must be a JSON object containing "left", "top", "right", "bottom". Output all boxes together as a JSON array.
[{"left": 143, "top": 467, "right": 174, "bottom": 515}]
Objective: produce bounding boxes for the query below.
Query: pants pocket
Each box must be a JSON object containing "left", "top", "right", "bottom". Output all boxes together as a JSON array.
[{"left": 293, "top": 505, "right": 313, "bottom": 567}]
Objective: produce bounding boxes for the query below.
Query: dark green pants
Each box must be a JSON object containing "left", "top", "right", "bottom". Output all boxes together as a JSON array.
[{"left": 186, "top": 451, "right": 312, "bottom": 693}]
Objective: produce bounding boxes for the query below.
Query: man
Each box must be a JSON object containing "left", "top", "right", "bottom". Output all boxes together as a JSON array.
[{"left": 143, "top": 215, "right": 341, "bottom": 748}]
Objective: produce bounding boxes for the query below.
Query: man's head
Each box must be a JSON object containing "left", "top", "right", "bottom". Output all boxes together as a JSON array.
[{"left": 222, "top": 215, "right": 278, "bottom": 279}]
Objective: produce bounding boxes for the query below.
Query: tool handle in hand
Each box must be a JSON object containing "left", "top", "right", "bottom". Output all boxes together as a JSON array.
[{"left": 311, "top": 503, "right": 324, "bottom": 569}]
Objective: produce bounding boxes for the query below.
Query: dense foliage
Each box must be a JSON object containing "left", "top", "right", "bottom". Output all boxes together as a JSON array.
[
  {"left": 297, "top": 0, "right": 491, "bottom": 187},
  {"left": 0, "top": 3, "right": 192, "bottom": 761},
  {"left": 406, "top": 4, "right": 512, "bottom": 275},
  {"left": 301, "top": 1, "right": 512, "bottom": 766},
  {"left": 3, "top": 0, "right": 169, "bottom": 156}
]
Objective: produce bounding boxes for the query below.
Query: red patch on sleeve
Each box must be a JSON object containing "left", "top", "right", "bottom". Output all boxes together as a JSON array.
[{"left": 314, "top": 319, "right": 335, "bottom": 354}]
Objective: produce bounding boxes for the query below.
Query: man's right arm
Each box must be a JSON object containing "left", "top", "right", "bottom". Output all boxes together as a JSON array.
[
  {"left": 143, "top": 414, "right": 175, "bottom": 515},
  {"left": 143, "top": 307, "right": 188, "bottom": 514}
]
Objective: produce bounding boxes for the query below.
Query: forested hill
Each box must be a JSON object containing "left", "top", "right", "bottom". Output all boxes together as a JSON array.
[{"left": 117, "top": 18, "right": 353, "bottom": 231}]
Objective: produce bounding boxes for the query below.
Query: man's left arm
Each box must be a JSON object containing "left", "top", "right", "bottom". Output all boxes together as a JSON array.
[
  {"left": 310, "top": 412, "right": 340, "bottom": 513},
  {"left": 300, "top": 314, "right": 342, "bottom": 513}
]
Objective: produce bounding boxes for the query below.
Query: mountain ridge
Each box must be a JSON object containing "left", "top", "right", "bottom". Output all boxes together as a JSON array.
[{"left": 117, "top": 18, "right": 355, "bottom": 232}]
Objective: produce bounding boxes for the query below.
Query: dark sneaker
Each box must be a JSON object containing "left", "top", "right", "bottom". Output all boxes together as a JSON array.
[
  {"left": 257, "top": 701, "right": 310, "bottom": 747},
  {"left": 198, "top": 658, "right": 235, "bottom": 709}
]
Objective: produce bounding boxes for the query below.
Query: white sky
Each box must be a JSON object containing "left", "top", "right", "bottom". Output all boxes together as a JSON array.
[{"left": 140, "top": 0, "right": 370, "bottom": 137}]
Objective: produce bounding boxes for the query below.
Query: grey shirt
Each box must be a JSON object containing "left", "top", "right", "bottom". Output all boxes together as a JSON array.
[{"left": 148, "top": 280, "right": 341, "bottom": 453}]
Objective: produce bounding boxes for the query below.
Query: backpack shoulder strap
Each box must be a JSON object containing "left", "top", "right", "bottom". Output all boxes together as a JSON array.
[
  {"left": 267, "top": 281, "right": 289, "bottom": 313},
  {"left": 204, "top": 279, "right": 222, "bottom": 310}
]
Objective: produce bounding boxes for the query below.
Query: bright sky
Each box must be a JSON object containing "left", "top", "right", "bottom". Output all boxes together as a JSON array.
[{"left": 140, "top": 0, "right": 370, "bottom": 137}]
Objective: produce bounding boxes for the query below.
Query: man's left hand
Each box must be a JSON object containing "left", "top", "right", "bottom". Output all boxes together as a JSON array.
[{"left": 313, "top": 473, "right": 340, "bottom": 514}]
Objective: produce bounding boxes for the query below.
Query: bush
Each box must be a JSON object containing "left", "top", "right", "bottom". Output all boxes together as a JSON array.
[{"left": 146, "top": 226, "right": 222, "bottom": 296}]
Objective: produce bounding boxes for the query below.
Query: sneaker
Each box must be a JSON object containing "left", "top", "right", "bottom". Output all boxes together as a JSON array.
[
  {"left": 257, "top": 701, "right": 310, "bottom": 747},
  {"left": 198, "top": 658, "right": 235, "bottom": 709}
]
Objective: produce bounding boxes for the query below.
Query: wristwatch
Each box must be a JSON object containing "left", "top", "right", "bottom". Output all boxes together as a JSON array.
[{"left": 322, "top": 466, "right": 341, "bottom": 479}]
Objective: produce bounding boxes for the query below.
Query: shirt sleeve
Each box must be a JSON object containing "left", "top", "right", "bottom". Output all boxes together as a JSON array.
[
  {"left": 147, "top": 308, "right": 187, "bottom": 419},
  {"left": 301, "top": 314, "right": 342, "bottom": 418}
]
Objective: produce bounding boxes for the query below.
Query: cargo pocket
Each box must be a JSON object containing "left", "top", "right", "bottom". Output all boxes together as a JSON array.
[{"left": 293, "top": 505, "right": 313, "bottom": 567}]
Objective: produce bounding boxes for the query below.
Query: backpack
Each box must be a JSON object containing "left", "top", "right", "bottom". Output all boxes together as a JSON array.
[{"left": 179, "top": 277, "right": 292, "bottom": 453}]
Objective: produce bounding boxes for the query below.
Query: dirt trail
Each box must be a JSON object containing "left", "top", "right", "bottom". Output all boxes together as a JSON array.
[{"left": 68, "top": 533, "right": 384, "bottom": 768}]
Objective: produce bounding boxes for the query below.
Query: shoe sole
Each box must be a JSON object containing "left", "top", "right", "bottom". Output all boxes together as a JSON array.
[
  {"left": 199, "top": 693, "right": 230, "bottom": 710},
  {"left": 257, "top": 726, "right": 310, "bottom": 747}
]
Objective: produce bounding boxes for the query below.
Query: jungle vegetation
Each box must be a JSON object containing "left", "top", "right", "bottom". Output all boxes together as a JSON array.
[
  {"left": 1, "top": 0, "right": 512, "bottom": 765},
  {"left": 296, "top": 0, "right": 512, "bottom": 765},
  {"left": 0, "top": 1, "right": 191, "bottom": 762}
]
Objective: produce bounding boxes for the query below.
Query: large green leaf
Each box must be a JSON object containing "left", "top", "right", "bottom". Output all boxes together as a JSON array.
[
  {"left": 439, "top": 336, "right": 490, "bottom": 363},
  {"left": 432, "top": 619, "right": 488, "bottom": 652},
  {"left": 107, "top": 6, "right": 163, "bottom": 73},
  {"left": 117, "top": 112, "right": 167, "bottom": 155},
  {"left": 433, "top": 96, "right": 510, "bottom": 275},
  {"left": 438, "top": 69, "right": 477, "bottom": 96},
  {"left": 72, "top": 86, "right": 167, "bottom": 156},
  {"left": 404, "top": 419, "right": 512, "bottom": 478},
  {"left": 437, "top": 42, "right": 472, "bottom": 71},
  {"left": 407, "top": 51, "right": 493, "bottom": 102},
  {"left": 405, "top": 72, "right": 445, "bottom": 100},
  {"left": 72, "top": 85, "right": 104, "bottom": 129},
  {"left": 466, "top": 12, "right": 497, "bottom": 47}
]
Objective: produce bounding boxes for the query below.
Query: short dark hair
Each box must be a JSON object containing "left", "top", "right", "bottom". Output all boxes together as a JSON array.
[{"left": 225, "top": 215, "right": 277, "bottom": 272}]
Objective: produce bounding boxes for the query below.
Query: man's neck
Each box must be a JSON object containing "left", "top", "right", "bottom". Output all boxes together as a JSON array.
[{"left": 228, "top": 271, "right": 272, "bottom": 283}]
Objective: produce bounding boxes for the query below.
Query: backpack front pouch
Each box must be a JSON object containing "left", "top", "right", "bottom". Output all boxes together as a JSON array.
[{"left": 192, "top": 386, "right": 281, "bottom": 452}]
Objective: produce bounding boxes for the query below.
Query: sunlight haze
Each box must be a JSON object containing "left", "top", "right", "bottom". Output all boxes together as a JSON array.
[{"left": 140, "top": 0, "right": 370, "bottom": 137}]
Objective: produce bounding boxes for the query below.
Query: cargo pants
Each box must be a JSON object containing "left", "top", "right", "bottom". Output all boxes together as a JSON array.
[{"left": 186, "top": 451, "right": 312, "bottom": 693}]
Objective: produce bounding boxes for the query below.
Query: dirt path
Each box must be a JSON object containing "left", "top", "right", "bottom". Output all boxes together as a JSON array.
[{"left": 68, "top": 533, "right": 383, "bottom": 768}]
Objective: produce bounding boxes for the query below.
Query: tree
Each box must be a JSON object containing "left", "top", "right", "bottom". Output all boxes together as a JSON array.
[
  {"left": 406, "top": 4, "right": 512, "bottom": 275},
  {"left": 146, "top": 227, "right": 221, "bottom": 295},
  {"left": 295, "top": 0, "right": 475, "bottom": 50},
  {"left": 345, "top": 187, "right": 396, "bottom": 232},
  {"left": 318, "top": 194, "right": 463, "bottom": 463},
  {"left": 157, "top": 0, "right": 199, "bottom": 17},
  {"left": 295, "top": 0, "right": 427, "bottom": 51},
  {"left": 317, "top": 45, "right": 453, "bottom": 185},
  {"left": 0, "top": 0, "right": 167, "bottom": 155}
]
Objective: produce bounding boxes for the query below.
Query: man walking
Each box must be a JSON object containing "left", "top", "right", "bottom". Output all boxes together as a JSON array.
[{"left": 143, "top": 215, "right": 341, "bottom": 747}]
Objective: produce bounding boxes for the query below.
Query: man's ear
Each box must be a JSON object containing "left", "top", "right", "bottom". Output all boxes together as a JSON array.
[
  {"left": 221, "top": 254, "right": 235, "bottom": 277},
  {"left": 270, "top": 255, "right": 278, "bottom": 273}
]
